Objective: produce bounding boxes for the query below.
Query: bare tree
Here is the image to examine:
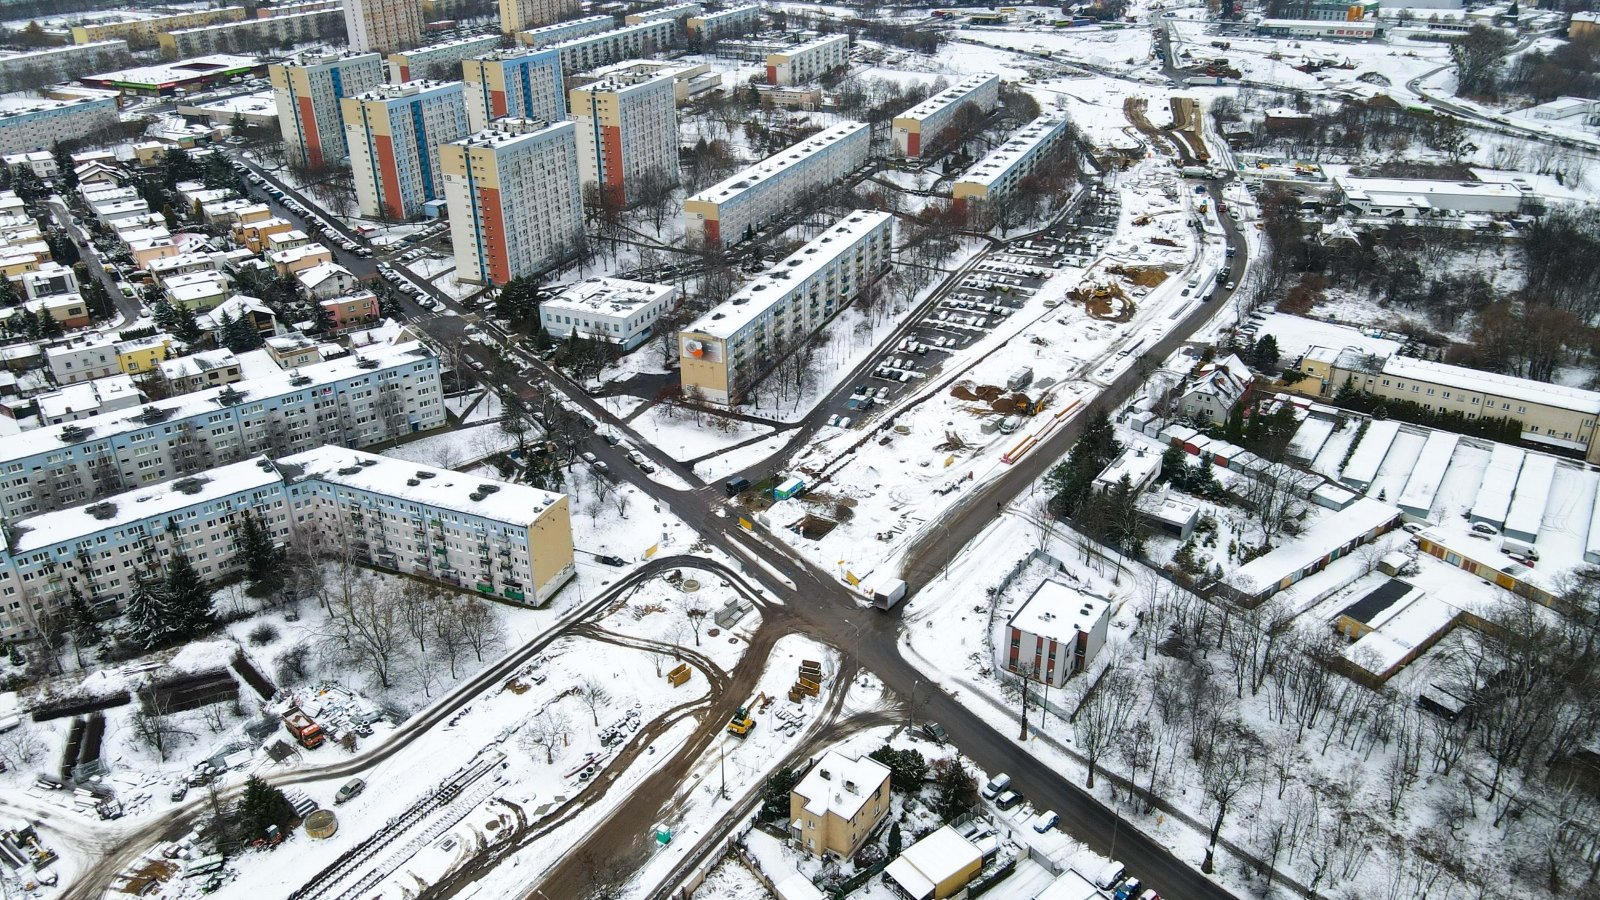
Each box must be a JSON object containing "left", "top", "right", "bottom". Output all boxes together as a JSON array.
[
  {"left": 396, "top": 581, "right": 438, "bottom": 655},
  {"left": 0, "top": 726, "right": 45, "bottom": 771},
  {"left": 1000, "top": 663, "right": 1036, "bottom": 740},
  {"left": 132, "top": 693, "right": 192, "bottom": 763},
  {"left": 458, "top": 594, "right": 506, "bottom": 663},
  {"left": 431, "top": 596, "right": 469, "bottom": 679},
  {"left": 1199, "top": 719, "right": 1261, "bottom": 873},
  {"left": 322, "top": 579, "right": 404, "bottom": 690},
  {"left": 685, "top": 607, "right": 708, "bottom": 647},
  {"left": 578, "top": 678, "right": 612, "bottom": 726},
  {"left": 521, "top": 707, "right": 570, "bottom": 765},
  {"left": 1073, "top": 665, "right": 1138, "bottom": 789}
]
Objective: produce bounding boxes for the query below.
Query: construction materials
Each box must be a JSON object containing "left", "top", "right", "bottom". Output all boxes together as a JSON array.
[{"left": 666, "top": 663, "right": 691, "bottom": 687}]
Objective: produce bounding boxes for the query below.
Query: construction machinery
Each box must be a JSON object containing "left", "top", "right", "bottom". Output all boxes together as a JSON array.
[
  {"left": 727, "top": 707, "right": 755, "bottom": 737},
  {"left": 282, "top": 707, "right": 325, "bottom": 749}
]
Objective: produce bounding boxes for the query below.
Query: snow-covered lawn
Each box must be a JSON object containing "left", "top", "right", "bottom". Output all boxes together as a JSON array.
[
  {"left": 381, "top": 422, "right": 514, "bottom": 468},
  {"left": 629, "top": 405, "right": 777, "bottom": 461}
]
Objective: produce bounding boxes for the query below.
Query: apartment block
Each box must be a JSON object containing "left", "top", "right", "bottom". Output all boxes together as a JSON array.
[
  {"left": 388, "top": 33, "right": 500, "bottom": 81},
  {"left": 499, "top": 0, "right": 580, "bottom": 33},
  {"left": 0, "top": 42, "right": 129, "bottom": 89},
  {"left": 0, "top": 96, "right": 118, "bottom": 155},
  {"left": 626, "top": 2, "right": 702, "bottom": 25},
  {"left": 539, "top": 277, "right": 677, "bottom": 350},
  {"left": 345, "top": 81, "right": 470, "bottom": 220},
  {"left": 46, "top": 336, "right": 120, "bottom": 385},
  {"left": 0, "top": 340, "right": 444, "bottom": 520},
  {"left": 462, "top": 48, "right": 565, "bottom": 132},
  {"left": 0, "top": 448, "right": 575, "bottom": 641},
  {"left": 951, "top": 115, "right": 1072, "bottom": 211},
  {"left": 682, "top": 121, "right": 869, "bottom": 247},
  {"left": 891, "top": 73, "right": 1000, "bottom": 157},
  {"left": 686, "top": 4, "right": 762, "bottom": 40},
  {"left": 345, "top": 0, "right": 425, "bottom": 55},
  {"left": 569, "top": 72, "right": 678, "bottom": 207},
  {"left": 678, "top": 210, "right": 894, "bottom": 405},
  {"left": 766, "top": 34, "right": 849, "bottom": 86},
  {"left": 518, "top": 15, "right": 614, "bottom": 48},
  {"left": 1003, "top": 579, "right": 1111, "bottom": 687},
  {"left": 70, "top": 9, "right": 248, "bottom": 47},
  {"left": 442, "top": 119, "right": 584, "bottom": 285},
  {"left": 159, "top": 11, "right": 347, "bottom": 60},
  {"left": 546, "top": 20, "right": 675, "bottom": 75},
  {"left": 579, "top": 58, "right": 719, "bottom": 104},
  {"left": 789, "top": 752, "right": 891, "bottom": 860},
  {"left": 287, "top": 446, "right": 575, "bottom": 604},
  {"left": 271, "top": 50, "right": 386, "bottom": 170}
]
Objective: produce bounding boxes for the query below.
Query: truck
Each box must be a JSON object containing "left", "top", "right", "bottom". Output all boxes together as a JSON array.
[
  {"left": 773, "top": 475, "right": 805, "bottom": 501},
  {"left": 1007, "top": 366, "right": 1034, "bottom": 391},
  {"left": 871, "top": 578, "right": 908, "bottom": 610},
  {"left": 1181, "top": 165, "right": 1212, "bottom": 178},
  {"left": 282, "top": 707, "right": 324, "bottom": 749}
]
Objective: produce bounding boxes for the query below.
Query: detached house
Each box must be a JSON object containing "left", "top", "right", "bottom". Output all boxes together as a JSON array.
[
  {"left": 1178, "top": 353, "right": 1253, "bottom": 424},
  {"left": 789, "top": 751, "right": 891, "bottom": 860}
]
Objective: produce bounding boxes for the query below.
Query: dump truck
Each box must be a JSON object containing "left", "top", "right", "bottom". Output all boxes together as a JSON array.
[
  {"left": 282, "top": 707, "right": 324, "bottom": 749},
  {"left": 727, "top": 707, "right": 755, "bottom": 737}
]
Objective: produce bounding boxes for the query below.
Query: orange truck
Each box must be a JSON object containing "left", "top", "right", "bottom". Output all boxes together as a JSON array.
[{"left": 282, "top": 708, "right": 325, "bottom": 749}]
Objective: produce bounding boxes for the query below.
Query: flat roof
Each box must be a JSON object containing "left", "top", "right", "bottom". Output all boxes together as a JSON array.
[
  {"left": 792, "top": 750, "right": 888, "bottom": 822},
  {"left": 1382, "top": 354, "right": 1600, "bottom": 415},
  {"left": 1009, "top": 578, "right": 1109, "bottom": 643},
  {"left": 688, "top": 121, "right": 868, "bottom": 205},
  {"left": 680, "top": 210, "right": 891, "bottom": 341},
  {"left": 769, "top": 33, "right": 847, "bottom": 58},
  {"left": 1338, "top": 577, "right": 1417, "bottom": 625},
  {"left": 955, "top": 115, "right": 1070, "bottom": 189},
  {"left": 1224, "top": 497, "right": 1400, "bottom": 596},
  {"left": 393, "top": 33, "right": 501, "bottom": 58},
  {"left": 1397, "top": 429, "right": 1458, "bottom": 514},
  {"left": 693, "top": 3, "right": 761, "bottom": 20},
  {"left": 542, "top": 277, "right": 675, "bottom": 317},
  {"left": 883, "top": 825, "right": 982, "bottom": 900},
  {"left": 84, "top": 54, "right": 260, "bottom": 88},
  {"left": 281, "top": 446, "right": 563, "bottom": 527},
  {"left": 894, "top": 73, "right": 998, "bottom": 123}
]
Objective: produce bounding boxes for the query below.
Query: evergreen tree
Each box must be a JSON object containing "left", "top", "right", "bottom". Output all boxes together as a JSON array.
[
  {"left": 1158, "top": 445, "right": 1186, "bottom": 484},
  {"left": 40, "top": 312, "right": 63, "bottom": 339},
  {"left": 151, "top": 297, "right": 179, "bottom": 332},
  {"left": 235, "top": 512, "right": 282, "bottom": 592},
  {"left": 1223, "top": 400, "right": 1245, "bottom": 443},
  {"left": 1252, "top": 334, "right": 1279, "bottom": 371},
  {"left": 219, "top": 311, "right": 263, "bottom": 352},
  {"left": 52, "top": 143, "right": 76, "bottom": 190},
  {"left": 1045, "top": 408, "right": 1123, "bottom": 516},
  {"left": 888, "top": 822, "right": 903, "bottom": 859},
  {"left": 68, "top": 586, "right": 103, "bottom": 658},
  {"left": 122, "top": 577, "right": 173, "bottom": 650},
  {"left": 163, "top": 553, "right": 212, "bottom": 636},
  {"left": 173, "top": 304, "right": 202, "bottom": 345},
  {"left": 234, "top": 776, "right": 294, "bottom": 842}
]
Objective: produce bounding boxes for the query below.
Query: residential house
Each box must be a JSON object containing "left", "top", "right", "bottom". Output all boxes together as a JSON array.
[
  {"left": 1178, "top": 353, "right": 1253, "bottom": 424},
  {"left": 789, "top": 751, "right": 891, "bottom": 860}
]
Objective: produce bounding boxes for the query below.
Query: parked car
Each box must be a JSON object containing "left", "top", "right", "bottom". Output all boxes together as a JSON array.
[
  {"left": 1032, "top": 810, "right": 1059, "bottom": 833},
  {"left": 725, "top": 476, "right": 751, "bottom": 496},
  {"left": 334, "top": 778, "right": 365, "bottom": 804},
  {"left": 982, "top": 773, "right": 1011, "bottom": 799},
  {"left": 995, "top": 790, "right": 1022, "bottom": 810},
  {"left": 596, "top": 554, "right": 627, "bottom": 567},
  {"left": 921, "top": 722, "right": 947, "bottom": 744}
]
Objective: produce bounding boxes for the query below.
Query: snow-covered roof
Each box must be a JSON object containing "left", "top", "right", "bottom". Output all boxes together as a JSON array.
[
  {"left": 1504, "top": 453, "right": 1557, "bottom": 540},
  {"left": 955, "top": 115, "right": 1070, "bottom": 190},
  {"left": 160, "top": 348, "right": 238, "bottom": 381},
  {"left": 772, "top": 874, "right": 825, "bottom": 900},
  {"left": 1470, "top": 443, "right": 1524, "bottom": 526},
  {"left": 791, "top": 751, "right": 889, "bottom": 822},
  {"left": 1008, "top": 579, "right": 1109, "bottom": 644},
  {"left": 686, "top": 122, "right": 868, "bottom": 206},
  {"left": 1224, "top": 498, "right": 1401, "bottom": 598},
  {"left": 1341, "top": 419, "right": 1400, "bottom": 487},
  {"left": 1342, "top": 589, "right": 1460, "bottom": 677},
  {"left": 894, "top": 73, "right": 998, "bottom": 123},
  {"left": 541, "top": 277, "right": 675, "bottom": 318},
  {"left": 1381, "top": 355, "right": 1600, "bottom": 416},
  {"left": 280, "top": 446, "right": 564, "bottom": 527},
  {"left": 296, "top": 261, "right": 353, "bottom": 289},
  {"left": 883, "top": 825, "right": 982, "bottom": 900},
  {"left": 768, "top": 33, "right": 847, "bottom": 58},
  {"left": 1033, "top": 871, "right": 1102, "bottom": 900},
  {"left": 36, "top": 375, "right": 139, "bottom": 421},
  {"left": 1396, "top": 430, "right": 1458, "bottom": 516},
  {"left": 198, "top": 294, "right": 274, "bottom": 331}
]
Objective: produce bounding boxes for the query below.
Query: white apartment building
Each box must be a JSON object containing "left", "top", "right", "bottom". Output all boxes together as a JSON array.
[
  {"left": 580, "top": 58, "right": 721, "bottom": 104},
  {"left": 626, "top": 2, "right": 702, "bottom": 25},
  {"left": 271, "top": 50, "right": 386, "bottom": 170},
  {"left": 462, "top": 48, "right": 565, "bottom": 133},
  {"left": 569, "top": 71, "right": 679, "bottom": 207},
  {"left": 388, "top": 33, "right": 500, "bottom": 82},
  {"left": 1002, "top": 579, "right": 1112, "bottom": 687},
  {"left": 0, "top": 41, "right": 129, "bottom": 89},
  {"left": 159, "top": 10, "right": 345, "bottom": 59},
  {"left": 687, "top": 4, "right": 762, "bottom": 40},
  {"left": 546, "top": 20, "right": 675, "bottom": 75},
  {"left": 891, "top": 73, "right": 1000, "bottom": 157},
  {"left": 0, "top": 339, "right": 445, "bottom": 520},
  {"left": 442, "top": 119, "right": 584, "bottom": 285},
  {"left": 345, "top": 81, "right": 470, "bottom": 220},
  {"left": 45, "top": 336, "right": 121, "bottom": 385},
  {"left": 539, "top": 277, "right": 678, "bottom": 350},
  {"left": 951, "top": 115, "right": 1073, "bottom": 210},
  {"left": 682, "top": 122, "right": 869, "bottom": 247},
  {"left": 344, "top": 0, "right": 425, "bottom": 55},
  {"left": 766, "top": 34, "right": 849, "bottom": 86},
  {"left": 34, "top": 375, "right": 143, "bottom": 427},
  {"left": 518, "top": 15, "right": 615, "bottom": 48},
  {"left": 0, "top": 96, "right": 118, "bottom": 155},
  {"left": 499, "top": 0, "right": 580, "bottom": 33},
  {"left": 678, "top": 210, "right": 894, "bottom": 404}
]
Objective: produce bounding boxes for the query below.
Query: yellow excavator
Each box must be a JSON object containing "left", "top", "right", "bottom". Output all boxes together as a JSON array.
[{"left": 727, "top": 706, "right": 755, "bottom": 737}]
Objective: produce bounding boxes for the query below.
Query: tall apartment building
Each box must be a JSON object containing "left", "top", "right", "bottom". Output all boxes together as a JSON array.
[
  {"left": 545, "top": 20, "right": 675, "bottom": 75},
  {"left": 626, "top": 2, "right": 702, "bottom": 25},
  {"left": 569, "top": 71, "right": 678, "bottom": 207},
  {"left": 70, "top": 9, "right": 248, "bottom": 47},
  {"left": 678, "top": 210, "right": 894, "bottom": 404},
  {"left": 682, "top": 121, "right": 869, "bottom": 247},
  {"left": 462, "top": 48, "right": 565, "bottom": 132},
  {"left": 345, "top": 0, "right": 425, "bottom": 55},
  {"left": 0, "top": 96, "right": 119, "bottom": 156},
  {"left": 159, "top": 11, "right": 347, "bottom": 59},
  {"left": 0, "top": 448, "right": 576, "bottom": 641},
  {"left": 951, "top": 115, "right": 1073, "bottom": 212},
  {"left": 0, "top": 42, "right": 129, "bottom": 90},
  {"left": 0, "top": 340, "right": 445, "bottom": 520},
  {"left": 499, "top": 0, "right": 580, "bottom": 33},
  {"left": 388, "top": 33, "right": 500, "bottom": 81},
  {"left": 686, "top": 4, "right": 762, "bottom": 40},
  {"left": 442, "top": 119, "right": 584, "bottom": 285},
  {"left": 271, "top": 50, "right": 386, "bottom": 170},
  {"left": 891, "top": 73, "right": 1000, "bottom": 158},
  {"left": 518, "top": 14, "right": 614, "bottom": 47},
  {"left": 345, "top": 80, "right": 470, "bottom": 220},
  {"left": 766, "top": 34, "right": 849, "bottom": 85}
]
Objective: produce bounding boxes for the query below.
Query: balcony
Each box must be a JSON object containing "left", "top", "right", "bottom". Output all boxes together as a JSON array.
[{"left": 503, "top": 587, "right": 525, "bottom": 602}]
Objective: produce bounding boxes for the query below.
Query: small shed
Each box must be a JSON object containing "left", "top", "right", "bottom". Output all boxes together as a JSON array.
[{"left": 883, "top": 825, "right": 984, "bottom": 900}]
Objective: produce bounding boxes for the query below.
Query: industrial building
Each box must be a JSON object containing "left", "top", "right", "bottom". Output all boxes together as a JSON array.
[
  {"left": 766, "top": 34, "right": 849, "bottom": 85},
  {"left": 345, "top": 80, "right": 470, "bottom": 220},
  {"left": 442, "top": 119, "right": 584, "bottom": 285},
  {"left": 1333, "top": 175, "right": 1535, "bottom": 218},
  {"left": 891, "top": 73, "right": 1000, "bottom": 157},
  {"left": 462, "top": 48, "right": 566, "bottom": 132},
  {"left": 539, "top": 277, "right": 678, "bottom": 350},
  {"left": 682, "top": 121, "right": 869, "bottom": 247},
  {"left": 569, "top": 71, "right": 679, "bottom": 207},
  {"left": 82, "top": 55, "right": 265, "bottom": 97},
  {"left": 1003, "top": 579, "right": 1112, "bottom": 686},
  {"left": 271, "top": 50, "right": 386, "bottom": 170},
  {"left": 344, "top": 0, "right": 425, "bottom": 55},
  {"left": 952, "top": 115, "right": 1073, "bottom": 212},
  {"left": 677, "top": 210, "right": 894, "bottom": 405},
  {"left": 388, "top": 33, "right": 500, "bottom": 81}
]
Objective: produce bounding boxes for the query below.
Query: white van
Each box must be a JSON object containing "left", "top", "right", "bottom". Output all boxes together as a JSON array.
[
  {"left": 1501, "top": 537, "right": 1539, "bottom": 563},
  {"left": 999, "top": 415, "right": 1021, "bottom": 434}
]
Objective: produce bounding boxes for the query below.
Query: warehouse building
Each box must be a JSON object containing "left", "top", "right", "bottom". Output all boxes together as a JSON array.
[{"left": 1334, "top": 175, "right": 1536, "bottom": 218}]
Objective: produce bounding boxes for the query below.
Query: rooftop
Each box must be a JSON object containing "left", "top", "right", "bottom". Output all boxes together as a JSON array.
[
  {"left": 542, "top": 277, "right": 675, "bottom": 317},
  {"left": 1009, "top": 579, "right": 1109, "bottom": 643},
  {"left": 275, "top": 48, "right": 382, "bottom": 69},
  {"left": 281, "top": 446, "right": 564, "bottom": 526},
  {"left": 160, "top": 348, "right": 238, "bottom": 380},
  {"left": 770, "top": 33, "right": 847, "bottom": 57},
  {"left": 792, "top": 751, "right": 889, "bottom": 823},
  {"left": 448, "top": 118, "right": 572, "bottom": 151},
  {"left": 687, "top": 122, "right": 868, "bottom": 205},
  {"left": 84, "top": 54, "right": 259, "bottom": 87},
  {"left": 1335, "top": 175, "right": 1527, "bottom": 201},
  {"left": 394, "top": 33, "right": 501, "bottom": 56},
  {"left": 956, "top": 115, "right": 1070, "bottom": 189},
  {"left": 1381, "top": 354, "right": 1600, "bottom": 415},
  {"left": 894, "top": 73, "right": 998, "bottom": 122},
  {"left": 680, "top": 210, "right": 891, "bottom": 340},
  {"left": 352, "top": 79, "right": 462, "bottom": 103},
  {"left": 882, "top": 825, "right": 983, "bottom": 900},
  {"left": 1224, "top": 498, "right": 1401, "bottom": 598}
]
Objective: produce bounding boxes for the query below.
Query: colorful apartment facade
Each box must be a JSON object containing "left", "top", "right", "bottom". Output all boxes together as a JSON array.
[
  {"left": 462, "top": 48, "right": 565, "bottom": 132},
  {"left": 442, "top": 119, "right": 584, "bottom": 285},
  {"left": 569, "top": 71, "right": 678, "bottom": 207},
  {"left": 345, "top": 80, "right": 470, "bottom": 220},
  {"left": 271, "top": 50, "right": 385, "bottom": 170}
]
